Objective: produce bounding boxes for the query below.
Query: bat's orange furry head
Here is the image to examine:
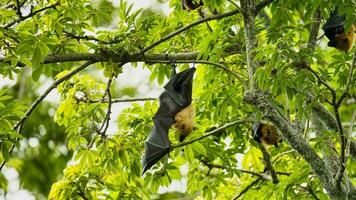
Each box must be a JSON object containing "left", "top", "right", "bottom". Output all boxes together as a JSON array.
[{"left": 173, "top": 104, "right": 195, "bottom": 142}]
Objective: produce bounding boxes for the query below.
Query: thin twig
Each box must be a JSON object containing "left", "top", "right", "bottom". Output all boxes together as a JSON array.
[
  {"left": 258, "top": 143, "right": 279, "bottom": 183},
  {"left": 171, "top": 120, "right": 245, "bottom": 149},
  {"left": 0, "top": 61, "right": 94, "bottom": 172},
  {"left": 139, "top": 9, "right": 241, "bottom": 54},
  {"left": 144, "top": 59, "right": 248, "bottom": 88},
  {"left": 200, "top": 159, "right": 271, "bottom": 180},
  {"left": 254, "top": 0, "right": 276, "bottom": 16},
  {"left": 336, "top": 47, "right": 356, "bottom": 107},
  {"left": 227, "top": 0, "right": 240, "bottom": 8},
  {"left": 15, "top": 0, "right": 22, "bottom": 18},
  {"left": 2, "top": 2, "right": 60, "bottom": 29},
  {"left": 78, "top": 97, "right": 156, "bottom": 103},
  {"left": 99, "top": 75, "right": 114, "bottom": 137},
  {"left": 233, "top": 178, "right": 262, "bottom": 200},
  {"left": 63, "top": 31, "right": 121, "bottom": 44},
  {"left": 334, "top": 48, "right": 356, "bottom": 188},
  {"left": 272, "top": 149, "right": 296, "bottom": 164}
]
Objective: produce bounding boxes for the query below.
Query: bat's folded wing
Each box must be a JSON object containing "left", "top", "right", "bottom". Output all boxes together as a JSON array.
[
  {"left": 323, "top": 11, "right": 345, "bottom": 29},
  {"left": 141, "top": 117, "right": 173, "bottom": 174},
  {"left": 164, "top": 68, "right": 196, "bottom": 107}
]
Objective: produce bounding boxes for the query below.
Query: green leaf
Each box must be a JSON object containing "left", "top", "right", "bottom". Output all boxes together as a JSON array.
[
  {"left": 1, "top": 142, "right": 10, "bottom": 161},
  {"left": 192, "top": 142, "right": 207, "bottom": 156}
]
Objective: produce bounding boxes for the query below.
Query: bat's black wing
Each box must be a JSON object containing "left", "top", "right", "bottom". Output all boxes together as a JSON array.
[
  {"left": 164, "top": 67, "right": 196, "bottom": 107},
  {"left": 142, "top": 68, "right": 196, "bottom": 174},
  {"left": 252, "top": 122, "right": 262, "bottom": 143},
  {"left": 323, "top": 10, "right": 345, "bottom": 40}
]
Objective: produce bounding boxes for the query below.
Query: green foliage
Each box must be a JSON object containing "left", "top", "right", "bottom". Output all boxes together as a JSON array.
[
  {"left": 0, "top": 0, "right": 355, "bottom": 199},
  {"left": 0, "top": 89, "right": 27, "bottom": 161}
]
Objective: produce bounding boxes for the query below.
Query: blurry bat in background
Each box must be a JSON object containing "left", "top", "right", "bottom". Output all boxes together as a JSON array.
[
  {"left": 182, "top": 0, "right": 203, "bottom": 11},
  {"left": 253, "top": 121, "right": 282, "bottom": 147},
  {"left": 323, "top": 10, "right": 355, "bottom": 52},
  {"left": 141, "top": 67, "right": 196, "bottom": 174}
]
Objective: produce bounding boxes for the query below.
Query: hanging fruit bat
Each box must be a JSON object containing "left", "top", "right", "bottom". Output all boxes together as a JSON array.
[
  {"left": 182, "top": 0, "right": 203, "bottom": 11},
  {"left": 141, "top": 67, "right": 196, "bottom": 174},
  {"left": 322, "top": 10, "right": 355, "bottom": 52},
  {"left": 253, "top": 121, "right": 282, "bottom": 147}
]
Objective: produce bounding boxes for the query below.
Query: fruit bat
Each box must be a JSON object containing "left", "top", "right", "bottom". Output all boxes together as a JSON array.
[
  {"left": 141, "top": 67, "right": 196, "bottom": 174},
  {"left": 323, "top": 10, "right": 355, "bottom": 52},
  {"left": 182, "top": 0, "right": 203, "bottom": 11},
  {"left": 253, "top": 121, "right": 282, "bottom": 147}
]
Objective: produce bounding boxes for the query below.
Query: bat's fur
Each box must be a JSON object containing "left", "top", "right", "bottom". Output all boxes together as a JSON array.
[
  {"left": 333, "top": 24, "right": 355, "bottom": 52},
  {"left": 182, "top": 0, "right": 203, "bottom": 11},
  {"left": 259, "top": 123, "right": 281, "bottom": 147},
  {"left": 173, "top": 104, "right": 194, "bottom": 141}
]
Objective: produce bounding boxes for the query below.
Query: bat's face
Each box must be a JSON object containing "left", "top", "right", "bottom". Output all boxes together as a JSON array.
[
  {"left": 174, "top": 120, "right": 194, "bottom": 135},
  {"left": 173, "top": 104, "right": 194, "bottom": 140}
]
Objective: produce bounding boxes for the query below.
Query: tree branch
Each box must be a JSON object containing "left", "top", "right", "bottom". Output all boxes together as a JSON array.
[
  {"left": 243, "top": 90, "right": 340, "bottom": 197},
  {"left": 78, "top": 97, "right": 157, "bottom": 104},
  {"left": 337, "top": 46, "right": 356, "bottom": 107},
  {"left": 255, "top": 0, "right": 276, "bottom": 16},
  {"left": 99, "top": 75, "right": 114, "bottom": 137},
  {"left": 258, "top": 143, "right": 279, "bottom": 183},
  {"left": 146, "top": 59, "right": 248, "bottom": 89},
  {"left": 200, "top": 159, "right": 271, "bottom": 181},
  {"left": 2, "top": 2, "right": 60, "bottom": 29},
  {"left": 63, "top": 31, "right": 121, "bottom": 44},
  {"left": 139, "top": 9, "right": 241, "bottom": 54},
  {"left": 233, "top": 178, "right": 261, "bottom": 200},
  {"left": 171, "top": 120, "right": 246, "bottom": 149}
]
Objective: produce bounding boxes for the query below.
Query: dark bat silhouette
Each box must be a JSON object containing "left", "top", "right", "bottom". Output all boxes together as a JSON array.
[
  {"left": 323, "top": 10, "right": 355, "bottom": 52},
  {"left": 142, "top": 67, "right": 196, "bottom": 174},
  {"left": 182, "top": 0, "right": 203, "bottom": 11},
  {"left": 253, "top": 121, "right": 281, "bottom": 147}
]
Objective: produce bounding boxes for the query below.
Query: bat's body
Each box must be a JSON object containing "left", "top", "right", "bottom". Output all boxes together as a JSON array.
[
  {"left": 173, "top": 104, "right": 195, "bottom": 142},
  {"left": 253, "top": 122, "right": 281, "bottom": 147},
  {"left": 182, "top": 0, "right": 203, "bottom": 11},
  {"left": 142, "top": 68, "right": 196, "bottom": 174},
  {"left": 323, "top": 11, "right": 355, "bottom": 52}
]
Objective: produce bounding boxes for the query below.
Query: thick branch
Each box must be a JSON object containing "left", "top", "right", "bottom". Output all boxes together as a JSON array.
[
  {"left": 241, "top": 0, "right": 258, "bottom": 89},
  {"left": 243, "top": 90, "right": 339, "bottom": 197}
]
